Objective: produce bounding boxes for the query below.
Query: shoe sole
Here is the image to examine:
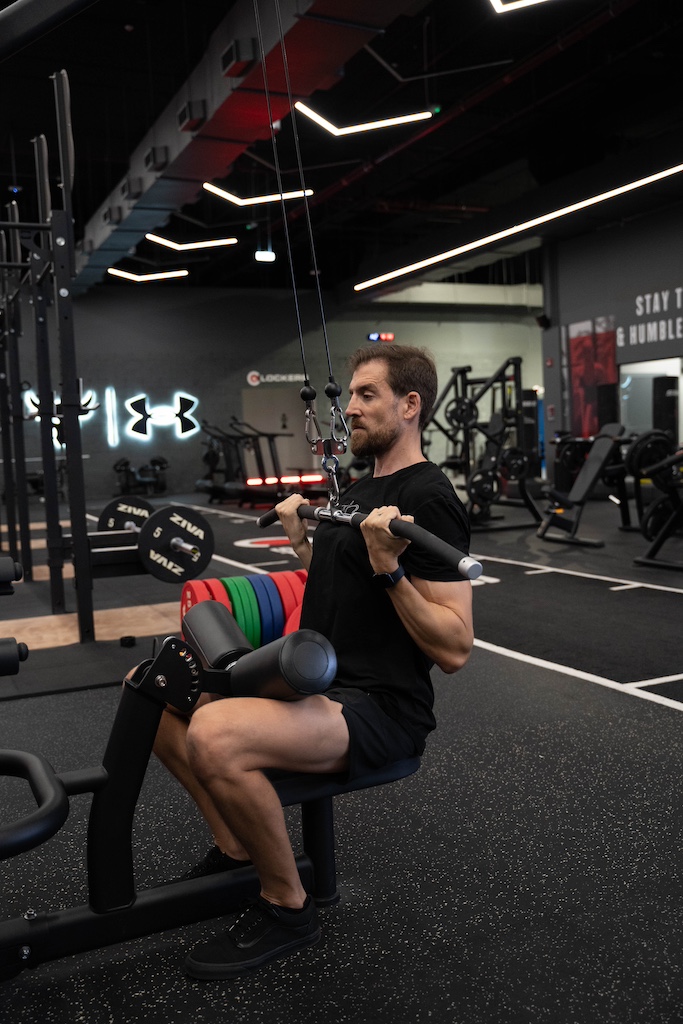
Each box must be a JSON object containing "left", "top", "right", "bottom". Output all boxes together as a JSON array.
[{"left": 184, "top": 927, "right": 322, "bottom": 980}]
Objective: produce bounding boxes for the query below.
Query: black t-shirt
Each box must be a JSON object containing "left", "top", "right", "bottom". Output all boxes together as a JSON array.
[{"left": 300, "top": 462, "right": 470, "bottom": 751}]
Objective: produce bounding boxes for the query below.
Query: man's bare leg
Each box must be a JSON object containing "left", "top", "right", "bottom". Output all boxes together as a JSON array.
[
  {"left": 153, "top": 704, "right": 249, "bottom": 861},
  {"left": 185, "top": 693, "right": 350, "bottom": 908}
]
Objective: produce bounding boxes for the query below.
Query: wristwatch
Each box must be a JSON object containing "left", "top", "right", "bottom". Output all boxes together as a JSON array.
[{"left": 372, "top": 565, "right": 406, "bottom": 589}]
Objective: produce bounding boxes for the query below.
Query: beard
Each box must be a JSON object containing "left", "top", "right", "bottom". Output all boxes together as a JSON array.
[{"left": 349, "top": 421, "right": 400, "bottom": 458}]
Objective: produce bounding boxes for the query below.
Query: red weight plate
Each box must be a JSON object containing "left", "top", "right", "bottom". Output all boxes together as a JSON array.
[
  {"left": 203, "top": 577, "right": 233, "bottom": 612},
  {"left": 180, "top": 579, "right": 212, "bottom": 625},
  {"left": 283, "top": 570, "right": 306, "bottom": 607},
  {"left": 269, "top": 571, "right": 298, "bottom": 624},
  {"left": 294, "top": 569, "right": 308, "bottom": 586},
  {"left": 283, "top": 603, "right": 302, "bottom": 635}
]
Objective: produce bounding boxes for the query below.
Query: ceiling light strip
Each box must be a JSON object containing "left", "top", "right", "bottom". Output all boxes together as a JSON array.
[
  {"left": 145, "top": 233, "right": 237, "bottom": 251},
  {"left": 203, "top": 183, "right": 313, "bottom": 206},
  {"left": 107, "top": 268, "right": 190, "bottom": 282},
  {"left": 354, "top": 161, "right": 683, "bottom": 292},
  {"left": 489, "top": 0, "right": 558, "bottom": 12},
  {"left": 294, "top": 101, "right": 432, "bottom": 136}
]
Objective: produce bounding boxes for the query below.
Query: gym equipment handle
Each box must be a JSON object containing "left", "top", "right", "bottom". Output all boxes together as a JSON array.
[
  {"left": 257, "top": 505, "right": 482, "bottom": 581},
  {"left": 0, "top": 749, "right": 70, "bottom": 859}
]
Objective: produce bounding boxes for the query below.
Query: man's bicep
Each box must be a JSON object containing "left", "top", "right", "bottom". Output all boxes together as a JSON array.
[{"left": 411, "top": 576, "right": 473, "bottom": 630}]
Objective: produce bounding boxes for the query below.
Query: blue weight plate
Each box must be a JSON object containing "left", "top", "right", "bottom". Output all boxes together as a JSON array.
[
  {"left": 245, "top": 575, "right": 275, "bottom": 646},
  {"left": 260, "top": 574, "right": 285, "bottom": 640}
]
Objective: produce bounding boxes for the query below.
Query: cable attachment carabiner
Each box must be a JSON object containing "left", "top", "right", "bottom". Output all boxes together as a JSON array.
[
  {"left": 300, "top": 382, "right": 323, "bottom": 448},
  {"left": 325, "top": 379, "right": 349, "bottom": 448},
  {"left": 321, "top": 441, "right": 341, "bottom": 509}
]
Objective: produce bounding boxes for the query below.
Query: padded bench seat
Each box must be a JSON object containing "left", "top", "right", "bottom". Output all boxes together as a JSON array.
[{"left": 268, "top": 757, "right": 421, "bottom": 905}]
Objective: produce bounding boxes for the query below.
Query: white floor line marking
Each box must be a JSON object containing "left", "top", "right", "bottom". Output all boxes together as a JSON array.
[
  {"left": 525, "top": 568, "right": 553, "bottom": 575},
  {"left": 610, "top": 583, "right": 642, "bottom": 591},
  {"left": 251, "top": 560, "right": 290, "bottom": 567},
  {"left": 473, "top": 638, "right": 683, "bottom": 714},
  {"left": 472, "top": 553, "right": 683, "bottom": 595},
  {"left": 624, "top": 673, "right": 683, "bottom": 688},
  {"left": 168, "top": 500, "right": 263, "bottom": 523},
  {"left": 208, "top": 553, "right": 268, "bottom": 574}
]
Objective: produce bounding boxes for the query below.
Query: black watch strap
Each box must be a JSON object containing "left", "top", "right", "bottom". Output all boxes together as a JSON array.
[{"left": 372, "top": 564, "right": 406, "bottom": 589}]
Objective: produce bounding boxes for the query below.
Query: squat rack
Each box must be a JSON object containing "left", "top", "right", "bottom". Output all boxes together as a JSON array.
[{"left": 0, "top": 70, "right": 95, "bottom": 641}]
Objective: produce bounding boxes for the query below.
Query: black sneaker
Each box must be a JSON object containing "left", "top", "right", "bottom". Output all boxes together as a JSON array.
[
  {"left": 179, "top": 845, "right": 251, "bottom": 882},
  {"left": 184, "top": 895, "right": 321, "bottom": 979}
]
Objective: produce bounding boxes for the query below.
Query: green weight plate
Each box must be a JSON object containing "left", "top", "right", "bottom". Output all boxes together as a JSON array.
[
  {"left": 238, "top": 577, "right": 262, "bottom": 649},
  {"left": 222, "top": 578, "right": 250, "bottom": 645},
  {"left": 230, "top": 577, "right": 260, "bottom": 649}
]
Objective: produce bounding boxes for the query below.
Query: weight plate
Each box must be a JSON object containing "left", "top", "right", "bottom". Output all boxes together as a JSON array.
[
  {"left": 98, "top": 496, "right": 154, "bottom": 533},
  {"left": 270, "top": 571, "right": 299, "bottom": 624},
  {"left": 466, "top": 469, "right": 501, "bottom": 506},
  {"left": 180, "top": 580, "right": 212, "bottom": 625},
  {"left": 230, "top": 577, "right": 257, "bottom": 648},
  {"left": 246, "top": 575, "right": 276, "bottom": 646},
  {"left": 640, "top": 495, "right": 676, "bottom": 542},
  {"left": 233, "top": 576, "right": 261, "bottom": 648},
  {"left": 624, "top": 430, "right": 674, "bottom": 479},
  {"left": 138, "top": 505, "right": 214, "bottom": 583},
  {"left": 445, "top": 396, "right": 478, "bottom": 429},
  {"left": 284, "top": 604, "right": 302, "bottom": 635},
  {"left": 284, "top": 570, "right": 306, "bottom": 607},
  {"left": 260, "top": 575, "right": 285, "bottom": 640},
  {"left": 294, "top": 569, "right": 309, "bottom": 587},
  {"left": 499, "top": 447, "right": 528, "bottom": 481},
  {"left": 222, "top": 577, "right": 251, "bottom": 642},
  {"left": 203, "top": 578, "right": 233, "bottom": 612}
]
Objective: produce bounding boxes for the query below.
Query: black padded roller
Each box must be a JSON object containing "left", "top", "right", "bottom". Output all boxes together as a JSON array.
[
  {"left": 182, "top": 601, "right": 252, "bottom": 670},
  {"left": 229, "top": 630, "right": 337, "bottom": 701}
]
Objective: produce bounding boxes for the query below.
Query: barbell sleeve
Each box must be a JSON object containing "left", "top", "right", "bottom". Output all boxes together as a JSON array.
[
  {"left": 170, "top": 537, "right": 200, "bottom": 557},
  {"left": 257, "top": 504, "right": 482, "bottom": 580}
]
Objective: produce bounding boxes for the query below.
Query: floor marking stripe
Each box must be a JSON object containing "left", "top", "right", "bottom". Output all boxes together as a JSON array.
[
  {"left": 208, "top": 553, "right": 268, "bottom": 575},
  {"left": 473, "top": 638, "right": 683, "bottom": 714},
  {"left": 624, "top": 673, "right": 683, "bottom": 688},
  {"left": 169, "top": 500, "right": 259, "bottom": 523},
  {"left": 473, "top": 553, "right": 683, "bottom": 595}
]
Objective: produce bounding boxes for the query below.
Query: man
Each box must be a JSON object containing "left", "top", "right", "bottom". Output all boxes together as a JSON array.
[{"left": 155, "top": 344, "right": 473, "bottom": 980}]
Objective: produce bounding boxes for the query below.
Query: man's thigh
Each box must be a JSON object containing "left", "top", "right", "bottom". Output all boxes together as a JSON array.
[{"left": 189, "top": 694, "right": 350, "bottom": 775}]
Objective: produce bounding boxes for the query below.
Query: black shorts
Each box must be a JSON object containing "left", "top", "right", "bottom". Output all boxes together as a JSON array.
[{"left": 324, "top": 686, "right": 418, "bottom": 782}]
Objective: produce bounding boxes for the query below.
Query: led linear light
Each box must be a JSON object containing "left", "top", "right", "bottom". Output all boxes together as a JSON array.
[
  {"left": 246, "top": 473, "right": 324, "bottom": 487},
  {"left": 145, "top": 233, "right": 238, "bottom": 250},
  {"left": 489, "top": 0, "right": 558, "bottom": 12},
  {"left": 294, "top": 101, "right": 432, "bottom": 137},
  {"left": 354, "top": 161, "right": 683, "bottom": 292},
  {"left": 203, "top": 183, "right": 313, "bottom": 206},
  {"left": 107, "top": 268, "right": 190, "bottom": 282}
]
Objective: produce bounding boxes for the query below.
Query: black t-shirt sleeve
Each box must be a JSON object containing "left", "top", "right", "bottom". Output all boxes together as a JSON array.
[{"left": 401, "top": 491, "right": 471, "bottom": 583}]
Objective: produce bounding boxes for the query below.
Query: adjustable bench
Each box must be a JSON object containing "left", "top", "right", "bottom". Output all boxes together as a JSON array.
[{"left": 537, "top": 423, "right": 625, "bottom": 547}]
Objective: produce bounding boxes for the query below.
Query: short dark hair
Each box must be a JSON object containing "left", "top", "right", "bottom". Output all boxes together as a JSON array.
[{"left": 347, "top": 344, "right": 438, "bottom": 430}]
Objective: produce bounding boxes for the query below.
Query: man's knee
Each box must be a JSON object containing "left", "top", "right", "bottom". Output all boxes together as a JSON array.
[{"left": 186, "top": 702, "right": 243, "bottom": 780}]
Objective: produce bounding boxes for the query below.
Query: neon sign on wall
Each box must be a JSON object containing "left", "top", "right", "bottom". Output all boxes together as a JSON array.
[{"left": 25, "top": 388, "right": 201, "bottom": 448}]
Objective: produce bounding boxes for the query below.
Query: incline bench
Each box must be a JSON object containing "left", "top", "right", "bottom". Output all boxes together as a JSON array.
[{"left": 537, "top": 423, "right": 625, "bottom": 547}]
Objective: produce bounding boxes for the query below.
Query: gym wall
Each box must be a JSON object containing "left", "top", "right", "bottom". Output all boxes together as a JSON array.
[
  {"left": 16, "top": 285, "right": 542, "bottom": 499},
  {"left": 541, "top": 204, "right": 683, "bottom": 442}
]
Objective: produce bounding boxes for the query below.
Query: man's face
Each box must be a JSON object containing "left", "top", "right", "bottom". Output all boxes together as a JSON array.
[{"left": 345, "top": 359, "right": 403, "bottom": 458}]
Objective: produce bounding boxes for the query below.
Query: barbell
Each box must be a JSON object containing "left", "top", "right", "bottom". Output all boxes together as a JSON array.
[{"left": 95, "top": 497, "right": 214, "bottom": 583}]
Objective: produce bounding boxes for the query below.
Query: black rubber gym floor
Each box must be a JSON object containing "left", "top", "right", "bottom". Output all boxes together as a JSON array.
[{"left": 0, "top": 491, "right": 682, "bottom": 1021}]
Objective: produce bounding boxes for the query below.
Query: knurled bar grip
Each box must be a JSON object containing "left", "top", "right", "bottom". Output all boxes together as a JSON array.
[{"left": 256, "top": 505, "right": 482, "bottom": 581}]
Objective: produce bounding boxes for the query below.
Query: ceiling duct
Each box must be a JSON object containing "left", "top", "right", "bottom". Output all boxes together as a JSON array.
[{"left": 72, "top": 0, "right": 421, "bottom": 295}]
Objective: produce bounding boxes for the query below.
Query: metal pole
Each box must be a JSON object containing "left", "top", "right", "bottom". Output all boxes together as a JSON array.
[
  {"left": 53, "top": 70, "right": 95, "bottom": 642},
  {"left": 4, "top": 202, "right": 33, "bottom": 579}
]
